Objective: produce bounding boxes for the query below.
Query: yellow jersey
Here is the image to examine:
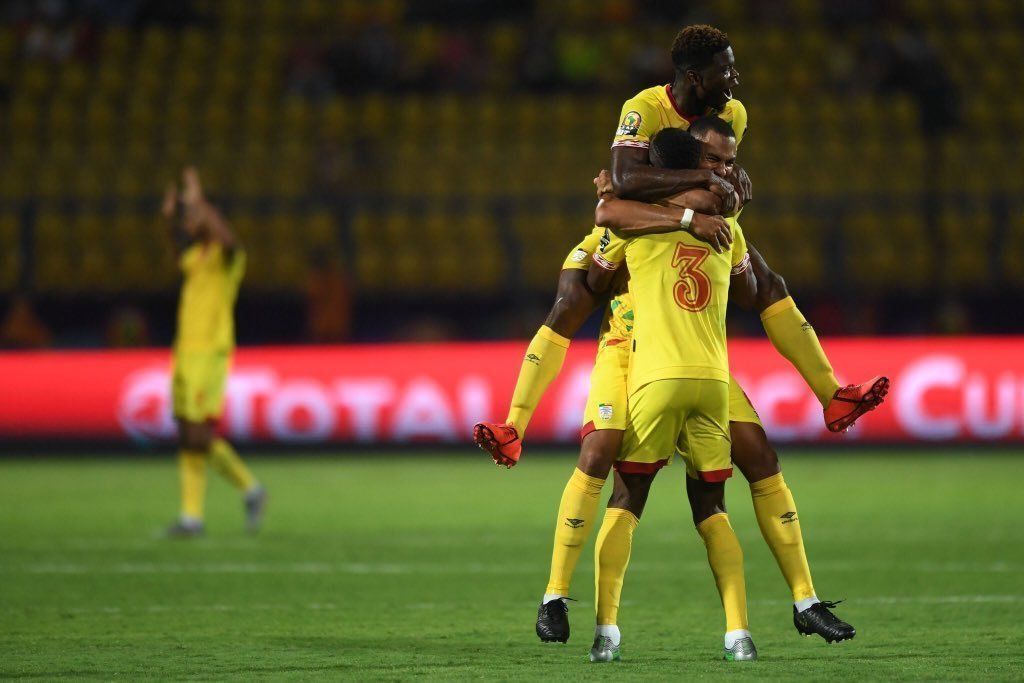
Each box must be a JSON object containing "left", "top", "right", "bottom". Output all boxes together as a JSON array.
[
  {"left": 174, "top": 241, "right": 246, "bottom": 354},
  {"left": 562, "top": 226, "right": 633, "bottom": 345},
  {"left": 612, "top": 85, "right": 747, "bottom": 150},
  {"left": 610, "top": 219, "right": 749, "bottom": 390}
]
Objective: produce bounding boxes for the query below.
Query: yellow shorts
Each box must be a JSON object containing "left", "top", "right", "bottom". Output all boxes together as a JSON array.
[
  {"left": 581, "top": 339, "right": 631, "bottom": 436},
  {"left": 618, "top": 378, "right": 733, "bottom": 481},
  {"left": 172, "top": 351, "right": 230, "bottom": 422},
  {"left": 561, "top": 227, "right": 603, "bottom": 271},
  {"left": 728, "top": 374, "right": 762, "bottom": 427}
]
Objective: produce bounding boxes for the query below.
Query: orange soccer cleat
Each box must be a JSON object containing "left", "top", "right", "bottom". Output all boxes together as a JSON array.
[
  {"left": 824, "top": 376, "right": 890, "bottom": 433},
  {"left": 473, "top": 421, "right": 522, "bottom": 468}
]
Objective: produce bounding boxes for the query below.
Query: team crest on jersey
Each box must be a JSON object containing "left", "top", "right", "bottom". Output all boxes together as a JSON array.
[
  {"left": 571, "top": 248, "right": 589, "bottom": 262},
  {"left": 598, "top": 403, "right": 613, "bottom": 420},
  {"left": 617, "top": 111, "right": 641, "bottom": 136}
]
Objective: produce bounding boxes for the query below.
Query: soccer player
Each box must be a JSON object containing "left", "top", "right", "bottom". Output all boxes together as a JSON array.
[
  {"left": 474, "top": 24, "right": 886, "bottom": 464},
  {"left": 583, "top": 122, "right": 756, "bottom": 662},
  {"left": 161, "top": 167, "right": 267, "bottom": 537}
]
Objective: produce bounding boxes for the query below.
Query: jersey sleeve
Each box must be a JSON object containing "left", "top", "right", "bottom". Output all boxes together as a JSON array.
[
  {"left": 593, "top": 227, "right": 627, "bottom": 272},
  {"left": 723, "top": 99, "right": 748, "bottom": 146},
  {"left": 729, "top": 220, "right": 750, "bottom": 275},
  {"left": 611, "top": 95, "right": 662, "bottom": 150}
]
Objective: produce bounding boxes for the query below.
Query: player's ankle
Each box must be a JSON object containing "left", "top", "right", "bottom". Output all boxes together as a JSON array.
[
  {"left": 595, "top": 624, "right": 620, "bottom": 646},
  {"left": 794, "top": 596, "right": 820, "bottom": 612},
  {"left": 542, "top": 593, "right": 566, "bottom": 604},
  {"left": 724, "top": 629, "right": 751, "bottom": 649}
]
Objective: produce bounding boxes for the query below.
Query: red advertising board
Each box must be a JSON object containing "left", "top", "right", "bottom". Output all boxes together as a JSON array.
[{"left": 1, "top": 338, "right": 1023, "bottom": 445}]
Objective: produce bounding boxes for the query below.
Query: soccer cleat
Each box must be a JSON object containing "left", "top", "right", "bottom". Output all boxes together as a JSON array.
[
  {"left": 473, "top": 421, "right": 522, "bottom": 468},
  {"left": 723, "top": 636, "right": 758, "bottom": 661},
  {"left": 794, "top": 600, "right": 856, "bottom": 643},
  {"left": 165, "top": 518, "right": 204, "bottom": 538},
  {"left": 536, "top": 599, "right": 570, "bottom": 643},
  {"left": 824, "top": 376, "right": 890, "bottom": 433},
  {"left": 244, "top": 486, "right": 268, "bottom": 534},
  {"left": 589, "top": 635, "right": 621, "bottom": 662}
]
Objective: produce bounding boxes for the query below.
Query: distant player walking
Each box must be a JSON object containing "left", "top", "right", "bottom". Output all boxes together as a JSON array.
[{"left": 161, "top": 167, "right": 266, "bottom": 536}]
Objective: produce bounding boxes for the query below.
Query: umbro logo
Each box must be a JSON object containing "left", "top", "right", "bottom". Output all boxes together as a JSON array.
[
  {"left": 801, "top": 322, "right": 814, "bottom": 332},
  {"left": 525, "top": 353, "right": 542, "bottom": 365},
  {"left": 780, "top": 511, "right": 798, "bottom": 524},
  {"left": 565, "top": 518, "right": 585, "bottom": 528}
]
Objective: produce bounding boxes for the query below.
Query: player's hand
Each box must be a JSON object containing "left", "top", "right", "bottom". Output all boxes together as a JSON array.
[
  {"left": 181, "top": 167, "right": 208, "bottom": 232},
  {"left": 689, "top": 213, "right": 732, "bottom": 253},
  {"left": 161, "top": 183, "right": 178, "bottom": 219},
  {"left": 707, "top": 173, "right": 737, "bottom": 215},
  {"left": 729, "top": 164, "right": 752, "bottom": 208},
  {"left": 593, "top": 169, "right": 614, "bottom": 198}
]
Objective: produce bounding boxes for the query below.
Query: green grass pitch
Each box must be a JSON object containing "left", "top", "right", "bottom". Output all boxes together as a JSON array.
[{"left": 1, "top": 450, "right": 1023, "bottom": 679}]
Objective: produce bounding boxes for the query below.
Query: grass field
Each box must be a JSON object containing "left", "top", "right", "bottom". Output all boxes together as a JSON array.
[{"left": 1, "top": 450, "right": 1023, "bottom": 680}]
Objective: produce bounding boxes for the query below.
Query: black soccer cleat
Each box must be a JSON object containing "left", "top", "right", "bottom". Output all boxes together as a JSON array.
[
  {"left": 536, "top": 599, "right": 570, "bottom": 643},
  {"left": 794, "top": 600, "right": 856, "bottom": 643}
]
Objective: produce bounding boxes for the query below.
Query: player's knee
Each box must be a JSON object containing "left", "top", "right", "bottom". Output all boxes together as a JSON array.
[
  {"left": 755, "top": 269, "right": 788, "bottom": 311},
  {"left": 740, "top": 445, "right": 781, "bottom": 483},
  {"left": 577, "top": 432, "right": 620, "bottom": 479}
]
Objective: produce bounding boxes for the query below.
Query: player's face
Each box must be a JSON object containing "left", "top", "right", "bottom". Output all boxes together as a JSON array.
[
  {"left": 696, "top": 132, "right": 737, "bottom": 178},
  {"left": 695, "top": 47, "right": 740, "bottom": 109}
]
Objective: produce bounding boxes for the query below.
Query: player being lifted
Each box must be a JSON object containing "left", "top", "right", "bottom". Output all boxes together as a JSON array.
[
  {"left": 473, "top": 25, "right": 884, "bottom": 646},
  {"left": 475, "top": 23, "right": 886, "bottom": 463},
  {"left": 161, "top": 167, "right": 267, "bottom": 537}
]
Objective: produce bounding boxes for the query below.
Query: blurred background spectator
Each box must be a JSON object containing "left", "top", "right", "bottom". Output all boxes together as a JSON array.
[{"left": 0, "top": 0, "right": 1021, "bottom": 347}]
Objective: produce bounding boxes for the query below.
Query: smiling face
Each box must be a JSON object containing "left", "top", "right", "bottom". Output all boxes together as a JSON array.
[
  {"left": 693, "top": 129, "right": 737, "bottom": 178},
  {"left": 689, "top": 47, "right": 740, "bottom": 109}
]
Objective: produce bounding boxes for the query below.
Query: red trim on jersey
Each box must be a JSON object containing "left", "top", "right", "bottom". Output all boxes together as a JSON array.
[
  {"left": 603, "top": 338, "right": 625, "bottom": 347},
  {"left": 665, "top": 85, "right": 701, "bottom": 123},
  {"left": 615, "top": 458, "right": 670, "bottom": 474},
  {"left": 580, "top": 421, "right": 597, "bottom": 442},
  {"left": 611, "top": 140, "right": 649, "bottom": 149},
  {"left": 697, "top": 467, "right": 734, "bottom": 483}
]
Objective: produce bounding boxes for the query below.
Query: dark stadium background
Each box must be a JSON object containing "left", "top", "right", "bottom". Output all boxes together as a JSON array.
[{"left": 2, "top": 2, "right": 1023, "bottom": 679}]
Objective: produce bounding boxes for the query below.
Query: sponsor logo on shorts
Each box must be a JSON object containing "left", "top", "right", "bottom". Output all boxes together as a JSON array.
[
  {"left": 598, "top": 403, "right": 613, "bottom": 421},
  {"left": 571, "top": 249, "right": 589, "bottom": 262},
  {"left": 617, "top": 110, "right": 641, "bottom": 136}
]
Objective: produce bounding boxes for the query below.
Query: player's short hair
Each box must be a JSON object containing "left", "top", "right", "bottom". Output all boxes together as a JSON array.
[
  {"left": 688, "top": 116, "right": 736, "bottom": 142},
  {"left": 649, "top": 128, "right": 703, "bottom": 170},
  {"left": 671, "top": 24, "right": 730, "bottom": 72}
]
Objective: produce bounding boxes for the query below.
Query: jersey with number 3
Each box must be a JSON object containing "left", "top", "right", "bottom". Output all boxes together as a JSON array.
[{"left": 623, "top": 222, "right": 749, "bottom": 393}]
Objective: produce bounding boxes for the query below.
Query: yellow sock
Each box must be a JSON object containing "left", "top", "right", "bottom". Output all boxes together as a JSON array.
[
  {"left": 505, "top": 325, "right": 570, "bottom": 436},
  {"left": 760, "top": 296, "right": 840, "bottom": 407},
  {"left": 178, "top": 449, "right": 208, "bottom": 520},
  {"left": 594, "top": 508, "right": 639, "bottom": 625},
  {"left": 750, "top": 473, "right": 816, "bottom": 602},
  {"left": 697, "top": 513, "right": 748, "bottom": 632},
  {"left": 544, "top": 468, "right": 606, "bottom": 596},
  {"left": 209, "top": 438, "right": 257, "bottom": 492}
]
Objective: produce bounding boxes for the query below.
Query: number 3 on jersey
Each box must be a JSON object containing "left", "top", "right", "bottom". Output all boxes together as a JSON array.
[{"left": 671, "top": 243, "right": 712, "bottom": 311}]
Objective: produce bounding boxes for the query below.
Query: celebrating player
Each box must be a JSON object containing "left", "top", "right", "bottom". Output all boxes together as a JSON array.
[
  {"left": 583, "top": 122, "right": 756, "bottom": 662},
  {"left": 161, "top": 167, "right": 267, "bottom": 537},
  {"left": 474, "top": 24, "right": 887, "bottom": 466}
]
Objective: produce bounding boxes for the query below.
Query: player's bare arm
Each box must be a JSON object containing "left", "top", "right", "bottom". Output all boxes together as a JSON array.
[
  {"left": 611, "top": 145, "right": 737, "bottom": 210},
  {"left": 181, "top": 167, "right": 241, "bottom": 256},
  {"left": 594, "top": 194, "right": 732, "bottom": 251}
]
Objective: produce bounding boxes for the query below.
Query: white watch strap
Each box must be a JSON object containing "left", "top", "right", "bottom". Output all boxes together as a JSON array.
[{"left": 680, "top": 208, "right": 695, "bottom": 229}]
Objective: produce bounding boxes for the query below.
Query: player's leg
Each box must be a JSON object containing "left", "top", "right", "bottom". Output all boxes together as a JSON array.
[
  {"left": 728, "top": 379, "right": 855, "bottom": 642},
  {"left": 170, "top": 416, "right": 211, "bottom": 537},
  {"left": 747, "top": 243, "right": 888, "bottom": 431},
  {"left": 203, "top": 352, "right": 267, "bottom": 533},
  {"left": 589, "top": 470, "right": 654, "bottom": 663},
  {"left": 681, "top": 378, "right": 755, "bottom": 661},
  {"left": 475, "top": 266, "right": 599, "bottom": 466},
  {"left": 587, "top": 379, "right": 683, "bottom": 662},
  {"left": 168, "top": 354, "right": 209, "bottom": 537},
  {"left": 538, "top": 342, "right": 628, "bottom": 643}
]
